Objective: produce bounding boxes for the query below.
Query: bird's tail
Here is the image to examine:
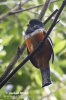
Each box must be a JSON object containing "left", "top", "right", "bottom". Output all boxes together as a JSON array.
[{"left": 40, "top": 66, "right": 51, "bottom": 87}]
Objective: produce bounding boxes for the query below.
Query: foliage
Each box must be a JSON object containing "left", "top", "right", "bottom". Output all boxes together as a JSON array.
[{"left": 0, "top": 0, "right": 66, "bottom": 100}]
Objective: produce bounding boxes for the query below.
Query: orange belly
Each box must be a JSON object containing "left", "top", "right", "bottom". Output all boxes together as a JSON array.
[{"left": 25, "top": 32, "right": 45, "bottom": 53}]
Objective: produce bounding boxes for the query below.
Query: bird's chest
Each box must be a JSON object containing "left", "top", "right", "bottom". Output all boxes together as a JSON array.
[{"left": 25, "top": 32, "right": 44, "bottom": 53}]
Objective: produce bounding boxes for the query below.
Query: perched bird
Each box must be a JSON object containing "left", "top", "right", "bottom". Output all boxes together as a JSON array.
[{"left": 24, "top": 19, "right": 54, "bottom": 87}]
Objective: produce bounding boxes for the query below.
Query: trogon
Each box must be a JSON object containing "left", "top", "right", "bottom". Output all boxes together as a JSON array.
[{"left": 24, "top": 19, "right": 54, "bottom": 87}]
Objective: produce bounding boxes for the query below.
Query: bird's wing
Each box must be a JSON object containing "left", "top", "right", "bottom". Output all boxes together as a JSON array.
[
  {"left": 27, "top": 49, "right": 39, "bottom": 68},
  {"left": 48, "top": 37, "right": 54, "bottom": 63}
]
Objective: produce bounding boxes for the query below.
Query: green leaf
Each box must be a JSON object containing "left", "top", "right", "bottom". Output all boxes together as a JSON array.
[{"left": 54, "top": 40, "right": 66, "bottom": 54}]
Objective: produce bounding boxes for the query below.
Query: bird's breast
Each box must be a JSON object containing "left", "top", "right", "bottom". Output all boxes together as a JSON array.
[{"left": 25, "top": 32, "right": 45, "bottom": 53}]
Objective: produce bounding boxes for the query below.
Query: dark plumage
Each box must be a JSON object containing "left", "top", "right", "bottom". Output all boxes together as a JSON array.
[
  {"left": 25, "top": 19, "right": 54, "bottom": 87},
  {"left": 25, "top": 19, "right": 44, "bottom": 34}
]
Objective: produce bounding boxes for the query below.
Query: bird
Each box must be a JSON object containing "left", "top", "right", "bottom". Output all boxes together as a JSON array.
[{"left": 24, "top": 19, "right": 54, "bottom": 87}]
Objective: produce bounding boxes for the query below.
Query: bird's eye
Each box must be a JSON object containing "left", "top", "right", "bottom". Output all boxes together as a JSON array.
[{"left": 34, "top": 25, "right": 39, "bottom": 29}]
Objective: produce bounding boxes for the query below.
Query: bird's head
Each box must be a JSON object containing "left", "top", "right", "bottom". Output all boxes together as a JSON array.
[{"left": 25, "top": 19, "right": 44, "bottom": 35}]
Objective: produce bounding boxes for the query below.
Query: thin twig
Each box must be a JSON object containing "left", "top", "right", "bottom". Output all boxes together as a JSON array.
[
  {"left": 0, "top": 0, "right": 65, "bottom": 89},
  {"left": 0, "top": 4, "right": 47, "bottom": 21},
  {"left": 43, "top": 9, "right": 58, "bottom": 25}
]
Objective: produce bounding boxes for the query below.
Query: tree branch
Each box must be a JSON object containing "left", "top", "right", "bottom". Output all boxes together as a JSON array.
[
  {"left": 0, "top": 0, "right": 58, "bottom": 21},
  {"left": 0, "top": 4, "right": 48, "bottom": 21},
  {"left": 0, "top": 0, "right": 65, "bottom": 89},
  {"left": 0, "top": 42, "right": 26, "bottom": 82},
  {"left": 38, "top": 0, "right": 51, "bottom": 21},
  {"left": 43, "top": 9, "right": 58, "bottom": 25}
]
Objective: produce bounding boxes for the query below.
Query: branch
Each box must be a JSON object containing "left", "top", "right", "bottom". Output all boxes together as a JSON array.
[
  {"left": 0, "top": 0, "right": 58, "bottom": 21},
  {"left": 0, "top": 42, "right": 26, "bottom": 82},
  {"left": 0, "top": 0, "right": 65, "bottom": 89},
  {"left": 43, "top": 9, "right": 58, "bottom": 25},
  {"left": 0, "top": 4, "right": 48, "bottom": 21},
  {"left": 38, "top": 0, "right": 51, "bottom": 21}
]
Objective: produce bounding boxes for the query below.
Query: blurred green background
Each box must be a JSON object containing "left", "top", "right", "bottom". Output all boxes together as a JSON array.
[{"left": 0, "top": 0, "right": 66, "bottom": 100}]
